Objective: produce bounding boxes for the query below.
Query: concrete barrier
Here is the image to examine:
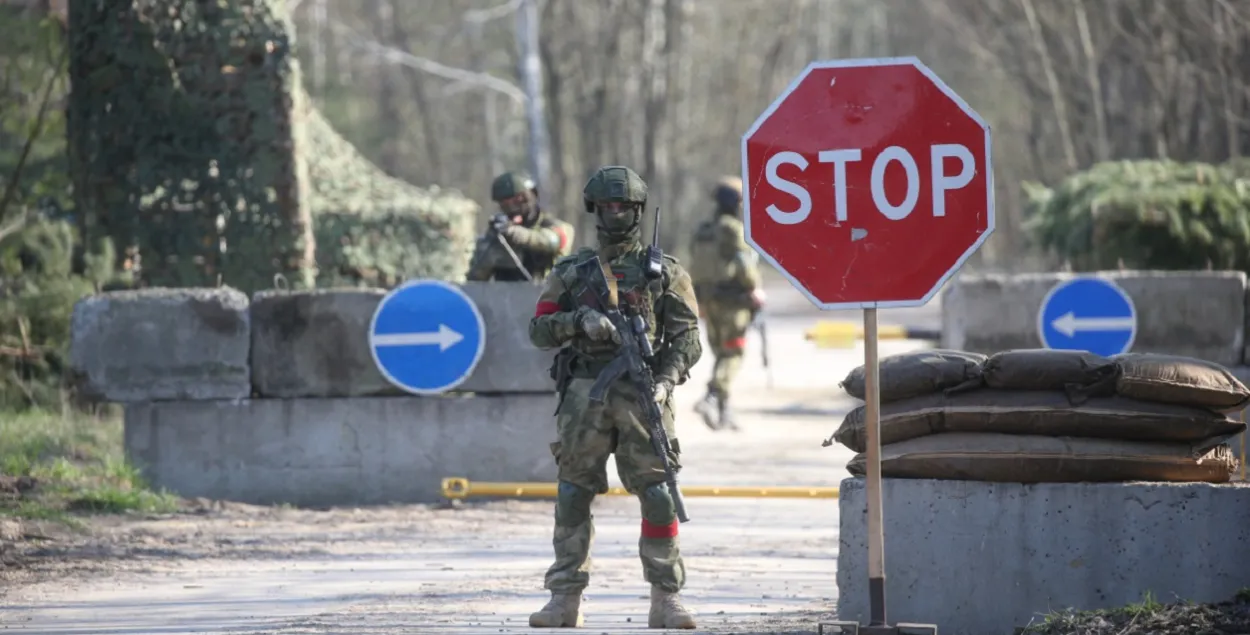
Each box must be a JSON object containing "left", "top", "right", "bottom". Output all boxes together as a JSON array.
[
  {"left": 124, "top": 394, "right": 559, "bottom": 506},
  {"left": 249, "top": 288, "right": 392, "bottom": 398},
  {"left": 249, "top": 283, "right": 554, "bottom": 398},
  {"left": 69, "top": 287, "right": 252, "bottom": 402},
  {"left": 458, "top": 282, "right": 556, "bottom": 394},
  {"left": 940, "top": 271, "right": 1247, "bottom": 367},
  {"left": 66, "top": 280, "right": 563, "bottom": 506},
  {"left": 837, "top": 477, "right": 1250, "bottom": 635}
]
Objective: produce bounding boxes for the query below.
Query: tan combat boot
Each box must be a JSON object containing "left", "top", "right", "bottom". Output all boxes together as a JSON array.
[
  {"left": 529, "top": 592, "right": 584, "bottom": 628},
  {"left": 648, "top": 586, "right": 696, "bottom": 629}
]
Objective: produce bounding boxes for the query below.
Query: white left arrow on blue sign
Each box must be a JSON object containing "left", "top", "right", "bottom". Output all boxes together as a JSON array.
[{"left": 368, "top": 280, "right": 487, "bottom": 395}]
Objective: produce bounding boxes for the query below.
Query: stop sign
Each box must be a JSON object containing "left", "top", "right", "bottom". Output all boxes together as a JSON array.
[{"left": 741, "top": 57, "right": 993, "bottom": 309}]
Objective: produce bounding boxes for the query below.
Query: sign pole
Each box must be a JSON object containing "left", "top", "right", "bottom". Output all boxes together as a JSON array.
[{"left": 863, "top": 306, "right": 887, "bottom": 627}]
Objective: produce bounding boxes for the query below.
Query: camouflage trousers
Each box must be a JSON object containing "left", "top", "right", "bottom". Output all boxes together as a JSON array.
[
  {"left": 702, "top": 303, "right": 754, "bottom": 398},
  {"left": 543, "top": 376, "right": 686, "bottom": 594}
]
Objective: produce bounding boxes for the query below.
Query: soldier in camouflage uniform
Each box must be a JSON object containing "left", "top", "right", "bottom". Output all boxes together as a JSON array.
[
  {"left": 527, "top": 165, "right": 702, "bottom": 630},
  {"left": 466, "top": 171, "right": 575, "bottom": 282},
  {"left": 687, "top": 176, "right": 765, "bottom": 431}
]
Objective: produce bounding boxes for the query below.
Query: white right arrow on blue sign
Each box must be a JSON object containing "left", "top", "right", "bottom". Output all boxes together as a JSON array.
[
  {"left": 373, "top": 324, "right": 465, "bottom": 352},
  {"left": 1038, "top": 277, "right": 1138, "bottom": 357}
]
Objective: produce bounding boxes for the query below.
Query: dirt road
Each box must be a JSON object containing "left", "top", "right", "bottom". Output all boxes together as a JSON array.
[{"left": 1, "top": 277, "right": 936, "bottom": 635}]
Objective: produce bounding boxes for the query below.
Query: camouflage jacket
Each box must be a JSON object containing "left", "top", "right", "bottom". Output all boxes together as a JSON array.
[
  {"left": 687, "top": 214, "right": 761, "bottom": 307},
  {"left": 529, "top": 243, "right": 703, "bottom": 388},
  {"left": 466, "top": 215, "right": 575, "bottom": 282}
]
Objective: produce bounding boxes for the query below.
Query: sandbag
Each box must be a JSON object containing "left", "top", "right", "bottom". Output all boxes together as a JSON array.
[
  {"left": 982, "top": 349, "right": 1118, "bottom": 401},
  {"left": 840, "top": 349, "right": 986, "bottom": 403},
  {"left": 845, "top": 432, "right": 1238, "bottom": 483},
  {"left": 1112, "top": 353, "right": 1250, "bottom": 411},
  {"left": 830, "top": 389, "right": 1245, "bottom": 453}
]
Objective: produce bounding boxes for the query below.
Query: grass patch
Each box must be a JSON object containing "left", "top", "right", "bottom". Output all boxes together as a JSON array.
[
  {"left": 1017, "top": 589, "right": 1250, "bottom": 635},
  {"left": 0, "top": 407, "right": 181, "bottom": 522}
]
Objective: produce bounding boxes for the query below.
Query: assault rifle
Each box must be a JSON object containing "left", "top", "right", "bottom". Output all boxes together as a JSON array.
[
  {"left": 573, "top": 207, "right": 689, "bottom": 523},
  {"left": 488, "top": 213, "right": 533, "bottom": 282}
]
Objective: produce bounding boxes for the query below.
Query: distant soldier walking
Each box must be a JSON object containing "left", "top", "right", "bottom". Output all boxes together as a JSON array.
[
  {"left": 527, "top": 165, "right": 702, "bottom": 629},
  {"left": 466, "top": 171, "right": 574, "bottom": 282},
  {"left": 687, "top": 176, "right": 765, "bottom": 431}
]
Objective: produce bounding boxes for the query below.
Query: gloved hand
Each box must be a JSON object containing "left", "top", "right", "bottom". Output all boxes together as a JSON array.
[
  {"left": 653, "top": 380, "right": 673, "bottom": 405},
  {"left": 578, "top": 308, "right": 621, "bottom": 344},
  {"left": 499, "top": 223, "right": 530, "bottom": 244},
  {"left": 489, "top": 213, "right": 511, "bottom": 234}
]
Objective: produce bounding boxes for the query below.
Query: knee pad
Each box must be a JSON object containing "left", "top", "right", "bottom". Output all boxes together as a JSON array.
[
  {"left": 639, "top": 482, "right": 677, "bottom": 526},
  {"left": 555, "top": 480, "right": 595, "bottom": 527}
]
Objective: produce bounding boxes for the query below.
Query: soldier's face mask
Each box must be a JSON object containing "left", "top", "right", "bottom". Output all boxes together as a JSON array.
[{"left": 596, "top": 202, "right": 640, "bottom": 234}]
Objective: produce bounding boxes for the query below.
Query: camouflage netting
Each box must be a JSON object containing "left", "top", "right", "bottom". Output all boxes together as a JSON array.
[
  {"left": 1024, "top": 159, "right": 1250, "bottom": 272},
  {"left": 300, "top": 91, "right": 476, "bottom": 288},
  {"left": 65, "top": 0, "right": 475, "bottom": 294}
]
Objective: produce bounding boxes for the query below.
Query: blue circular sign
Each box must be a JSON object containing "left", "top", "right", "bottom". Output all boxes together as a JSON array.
[
  {"left": 368, "top": 280, "right": 486, "bottom": 395},
  {"left": 1037, "top": 276, "right": 1137, "bottom": 357}
]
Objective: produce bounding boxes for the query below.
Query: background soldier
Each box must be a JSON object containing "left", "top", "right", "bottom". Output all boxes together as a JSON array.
[
  {"left": 526, "top": 165, "right": 702, "bottom": 630},
  {"left": 687, "top": 176, "right": 765, "bottom": 431},
  {"left": 465, "top": 171, "right": 574, "bottom": 282}
]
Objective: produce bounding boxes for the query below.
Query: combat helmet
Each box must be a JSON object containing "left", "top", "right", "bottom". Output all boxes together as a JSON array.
[
  {"left": 712, "top": 175, "right": 743, "bottom": 212},
  {"left": 491, "top": 171, "right": 540, "bottom": 225},
  {"left": 583, "top": 165, "right": 648, "bottom": 241},
  {"left": 491, "top": 171, "right": 537, "bottom": 201},
  {"left": 583, "top": 165, "right": 648, "bottom": 213}
]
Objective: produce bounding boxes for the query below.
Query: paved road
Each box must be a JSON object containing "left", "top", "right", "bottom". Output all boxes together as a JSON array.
[{"left": 1, "top": 274, "right": 935, "bottom": 634}]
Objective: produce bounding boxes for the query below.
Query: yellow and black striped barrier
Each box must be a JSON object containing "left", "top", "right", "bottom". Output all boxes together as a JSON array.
[
  {"left": 441, "top": 477, "right": 838, "bottom": 500},
  {"left": 804, "top": 321, "right": 941, "bottom": 349}
]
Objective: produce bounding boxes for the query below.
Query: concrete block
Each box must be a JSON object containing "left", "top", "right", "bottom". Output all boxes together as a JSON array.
[
  {"left": 69, "top": 287, "right": 251, "bottom": 402},
  {"left": 124, "top": 394, "right": 560, "bottom": 506},
  {"left": 940, "top": 270, "right": 1246, "bottom": 366},
  {"left": 837, "top": 477, "right": 1250, "bottom": 635},
  {"left": 459, "top": 281, "right": 556, "bottom": 394},
  {"left": 249, "top": 288, "right": 394, "bottom": 398},
  {"left": 1245, "top": 285, "right": 1250, "bottom": 364},
  {"left": 248, "top": 282, "right": 555, "bottom": 398}
]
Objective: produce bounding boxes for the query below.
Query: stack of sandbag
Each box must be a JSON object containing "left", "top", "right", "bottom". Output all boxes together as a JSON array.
[{"left": 829, "top": 348, "right": 1247, "bottom": 484}]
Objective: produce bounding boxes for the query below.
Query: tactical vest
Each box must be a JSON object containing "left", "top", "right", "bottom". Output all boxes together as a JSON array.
[
  {"left": 555, "top": 246, "right": 674, "bottom": 376},
  {"left": 688, "top": 214, "right": 750, "bottom": 304}
]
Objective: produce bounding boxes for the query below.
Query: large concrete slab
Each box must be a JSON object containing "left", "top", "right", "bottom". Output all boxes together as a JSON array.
[
  {"left": 69, "top": 287, "right": 252, "bottom": 402},
  {"left": 459, "top": 281, "right": 556, "bottom": 394},
  {"left": 941, "top": 270, "right": 1247, "bottom": 366},
  {"left": 249, "top": 288, "right": 394, "bottom": 398},
  {"left": 248, "top": 282, "right": 554, "bottom": 398},
  {"left": 124, "top": 394, "right": 560, "bottom": 506},
  {"left": 837, "top": 477, "right": 1250, "bottom": 635}
]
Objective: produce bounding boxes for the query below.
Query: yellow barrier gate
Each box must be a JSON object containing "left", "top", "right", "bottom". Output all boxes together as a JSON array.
[
  {"left": 804, "top": 321, "right": 940, "bottom": 349},
  {"left": 441, "top": 477, "right": 838, "bottom": 500}
]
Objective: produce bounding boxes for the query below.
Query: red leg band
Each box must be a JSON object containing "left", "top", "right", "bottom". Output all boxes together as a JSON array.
[{"left": 641, "top": 519, "right": 679, "bottom": 539}]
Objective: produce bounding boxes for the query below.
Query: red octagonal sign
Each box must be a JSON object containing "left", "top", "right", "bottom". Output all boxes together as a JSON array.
[{"left": 741, "top": 57, "right": 993, "bottom": 309}]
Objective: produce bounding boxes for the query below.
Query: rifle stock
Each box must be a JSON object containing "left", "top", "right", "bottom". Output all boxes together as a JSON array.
[
  {"left": 488, "top": 213, "right": 533, "bottom": 282},
  {"left": 574, "top": 255, "right": 690, "bottom": 523}
]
